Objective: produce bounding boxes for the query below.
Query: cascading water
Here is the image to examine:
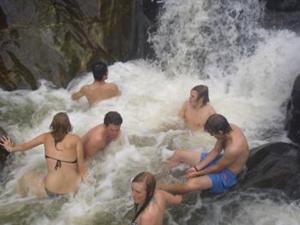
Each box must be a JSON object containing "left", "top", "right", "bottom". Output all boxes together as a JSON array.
[
  {"left": 1, "top": 0, "right": 300, "bottom": 224},
  {"left": 150, "top": 0, "right": 262, "bottom": 79}
]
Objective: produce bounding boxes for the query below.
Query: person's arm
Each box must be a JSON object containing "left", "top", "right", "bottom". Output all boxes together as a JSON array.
[
  {"left": 178, "top": 101, "right": 187, "bottom": 119},
  {"left": 75, "top": 136, "right": 86, "bottom": 179},
  {"left": 196, "top": 140, "right": 223, "bottom": 169},
  {"left": 185, "top": 140, "right": 223, "bottom": 178},
  {"left": 195, "top": 149, "right": 239, "bottom": 176},
  {"left": 158, "top": 177, "right": 202, "bottom": 195},
  {"left": 83, "top": 135, "right": 105, "bottom": 159},
  {"left": 112, "top": 83, "right": 121, "bottom": 96},
  {"left": 0, "top": 133, "right": 46, "bottom": 152},
  {"left": 71, "top": 87, "right": 85, "bottom": 101},
  {"left": 161, "top": 190, "right": 182, "bottom": 205}
]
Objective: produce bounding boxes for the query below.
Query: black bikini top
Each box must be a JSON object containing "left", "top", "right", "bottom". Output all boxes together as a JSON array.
[{"left": 45, "top": 155, "right": 77, "bottom": 170}]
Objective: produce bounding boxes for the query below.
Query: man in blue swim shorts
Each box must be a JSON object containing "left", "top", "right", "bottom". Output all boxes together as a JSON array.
[{"left": 160, "top": 114, "right": 249, "bottom": 194}]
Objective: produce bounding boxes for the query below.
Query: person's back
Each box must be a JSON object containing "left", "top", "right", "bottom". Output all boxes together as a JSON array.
[
  {"left": 224, "top": 124, "right": 249, "bottom": 175},
  {"left": 44, "top": 132, "right": 83, "bottom": 194},
  {"left": 0, "top": 112, "right": 85, "bottom": 197},
  {"left": 138, "top": 190, "right": 176, "bottom": 225},
  {"left": 71, "top": 61, "right": 120, "bottom": 106},
  {"left": 79, "top": 82, "right": 119, "bottom": 106}
]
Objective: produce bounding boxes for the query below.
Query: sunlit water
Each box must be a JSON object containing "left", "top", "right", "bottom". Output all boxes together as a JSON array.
[{"left": 1, "top": 0, "right": 300, "bottom": 224}]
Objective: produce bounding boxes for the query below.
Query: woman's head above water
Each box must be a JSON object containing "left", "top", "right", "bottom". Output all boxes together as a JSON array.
[
  {"left": 131, "top": 172, "right": 156, "bottom": 223},
  {"left": 131, "top": 172, "right": 156, "bottom": 204}
]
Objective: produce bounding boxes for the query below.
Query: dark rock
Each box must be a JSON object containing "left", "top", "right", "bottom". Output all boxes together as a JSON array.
[
  {"left": 265, "top": 0, "right": 300, "bottom": 12},
  {"left": 0, "top": 0, "right": 158, "bottom": 90},
  {"left": 142, "top": 0, "right": 163, "bottom": 22},
  {"left": 0, "top": 6, "right": 8, "bottom": 30},
  {"left": 262, "top": 0, "right": 300, "bottom": 33},
  {"left": 236, "top": 142, "right": 300, "bottom": 199},
  {"left": 0, "top": 127, "right": 9, "bottom": 172},
  {"left": 286, "top": 74, "right": 300, "bottom": 144}
]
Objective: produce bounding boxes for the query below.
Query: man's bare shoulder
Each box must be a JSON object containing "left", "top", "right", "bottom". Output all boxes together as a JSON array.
[
  {"left": 228, "top": 124, "right": 249, "bottom": 152},
  {"left": 80, "top": 84, "right": 91, "bottom": 93},
  {"left": 206, "top": 103, "right": 216, "bottom": 114},
  {"left": 86, "top": 124, "right": 104, "bottom": 135},
  {"left": 106, "top": 82, "right": 120, "bottom": 93}
]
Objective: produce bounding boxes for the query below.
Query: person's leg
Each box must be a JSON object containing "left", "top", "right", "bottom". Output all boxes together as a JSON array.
[
  {"left": 158, "top": 175, "right": 212, "bottom": 195},
  {"left": 16, "top": 171, "right": 47, "bottom": 198},
  {"left": 165, "top": 149, "right": 201, "bottom": 168}
]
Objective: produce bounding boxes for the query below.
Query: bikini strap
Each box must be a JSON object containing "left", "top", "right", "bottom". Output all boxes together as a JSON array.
[
  {"left": 45, "top": 155, "right": 77, "bottom": 170},
  {"left": 55, "top": 160, "right": 62, "bottom": 170}
]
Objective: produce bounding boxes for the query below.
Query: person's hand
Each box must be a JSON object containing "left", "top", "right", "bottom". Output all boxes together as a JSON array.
[
  {"left": 0, "top": 136, "right": 14, "bottom": 152},
  {"left": 185, "top": 166, "right": 200, "bottom": 179}
]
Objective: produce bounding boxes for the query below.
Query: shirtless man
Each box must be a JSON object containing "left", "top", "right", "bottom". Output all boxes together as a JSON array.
[
  {"left": 71, "top": 61, "right": 121, "bottom": 106},
  {"left": 82, "top": 111, "right": 123, "bottom": 159},
  {"left": 178, "top": 85, "right": 215, "bottom": 132},
  {"left": 160, "top": 114, "right": 249, "bottom": 194}
]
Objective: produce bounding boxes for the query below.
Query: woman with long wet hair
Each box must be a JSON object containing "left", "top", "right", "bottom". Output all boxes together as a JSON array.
[
  {"left": 131, "top": 172, "right": 182, "bottom": 225},
  {"left": 0, "top": 112, "right": 86, "bottom": 198}
]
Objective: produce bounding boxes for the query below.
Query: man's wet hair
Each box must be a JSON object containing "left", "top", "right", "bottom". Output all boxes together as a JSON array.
[
  {"left": 104, "top": 111, "right": 123, "bottom": 126},
  {"left": 92, "top": 61, "right": 108, "bottom": 81},
  {"left": 204, "top": 114, "right": 232, "bottom": 134},
  {"left": 192, "top": 85, "right": 209, "bottom": 104}
]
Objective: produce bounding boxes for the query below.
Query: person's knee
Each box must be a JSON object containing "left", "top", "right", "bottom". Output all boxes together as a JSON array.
[{"left": 173, "top": 149, "right": 185, "bottom": 157}]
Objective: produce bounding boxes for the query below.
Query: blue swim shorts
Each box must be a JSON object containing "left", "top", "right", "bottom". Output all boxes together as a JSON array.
[{"left": 200, "top": 152, "right": 237, "bottom": 193}]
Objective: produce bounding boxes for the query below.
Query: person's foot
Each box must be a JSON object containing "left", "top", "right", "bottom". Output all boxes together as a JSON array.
[{"left": 163, "top": 159, "right": 178, "bottom": 169}]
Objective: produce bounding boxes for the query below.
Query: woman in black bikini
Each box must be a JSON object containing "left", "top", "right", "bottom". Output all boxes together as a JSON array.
[
  {"left": 131, "top": 172, "right": 182, "bottom": 225},
  {"left": 0, "top": 112, "right": 86, "bottom": 198}
]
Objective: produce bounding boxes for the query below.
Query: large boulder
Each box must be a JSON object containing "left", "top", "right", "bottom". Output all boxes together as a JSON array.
[
  {"left": 236, "top": 142, "right": 300, "bottom": 199},
  {"left": 0, "top": 0, "right": 158, "bottom": 90},
  {"left": 262, "top": 0, "right": 300, "bottom": 33},
  {"left": 286, "top": 74, "right": 300, "bottom": 144}
]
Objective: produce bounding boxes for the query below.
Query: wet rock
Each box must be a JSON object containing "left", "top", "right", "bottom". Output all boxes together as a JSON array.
[
  {"left": 0, "top": 127, "right": 9, "bottom": 172},
  {"left": 286, "top": 74, "right": 300, "bottom": 144},
  {"left": 237, "top": 142, "right": 300, "bottom": 200},
  {"left": 142, "top": 0, "right": 164, "bottom": 22},
  {"left": 265, "top": 0, "right": 300, "bottom": 12},
  {"left": 262, "top": 0, "right": 300, "bottom": 33},
  {"left": 0, "top": 0, "right": 157, "bottom": 90},
  {"left": 0, "top": 6, "right": 7, "bottom": 30}
]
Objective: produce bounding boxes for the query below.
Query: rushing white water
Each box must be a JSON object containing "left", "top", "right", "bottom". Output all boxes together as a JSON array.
[{"left": 1, "top": 0, "right": 300, "bottom": 224}]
